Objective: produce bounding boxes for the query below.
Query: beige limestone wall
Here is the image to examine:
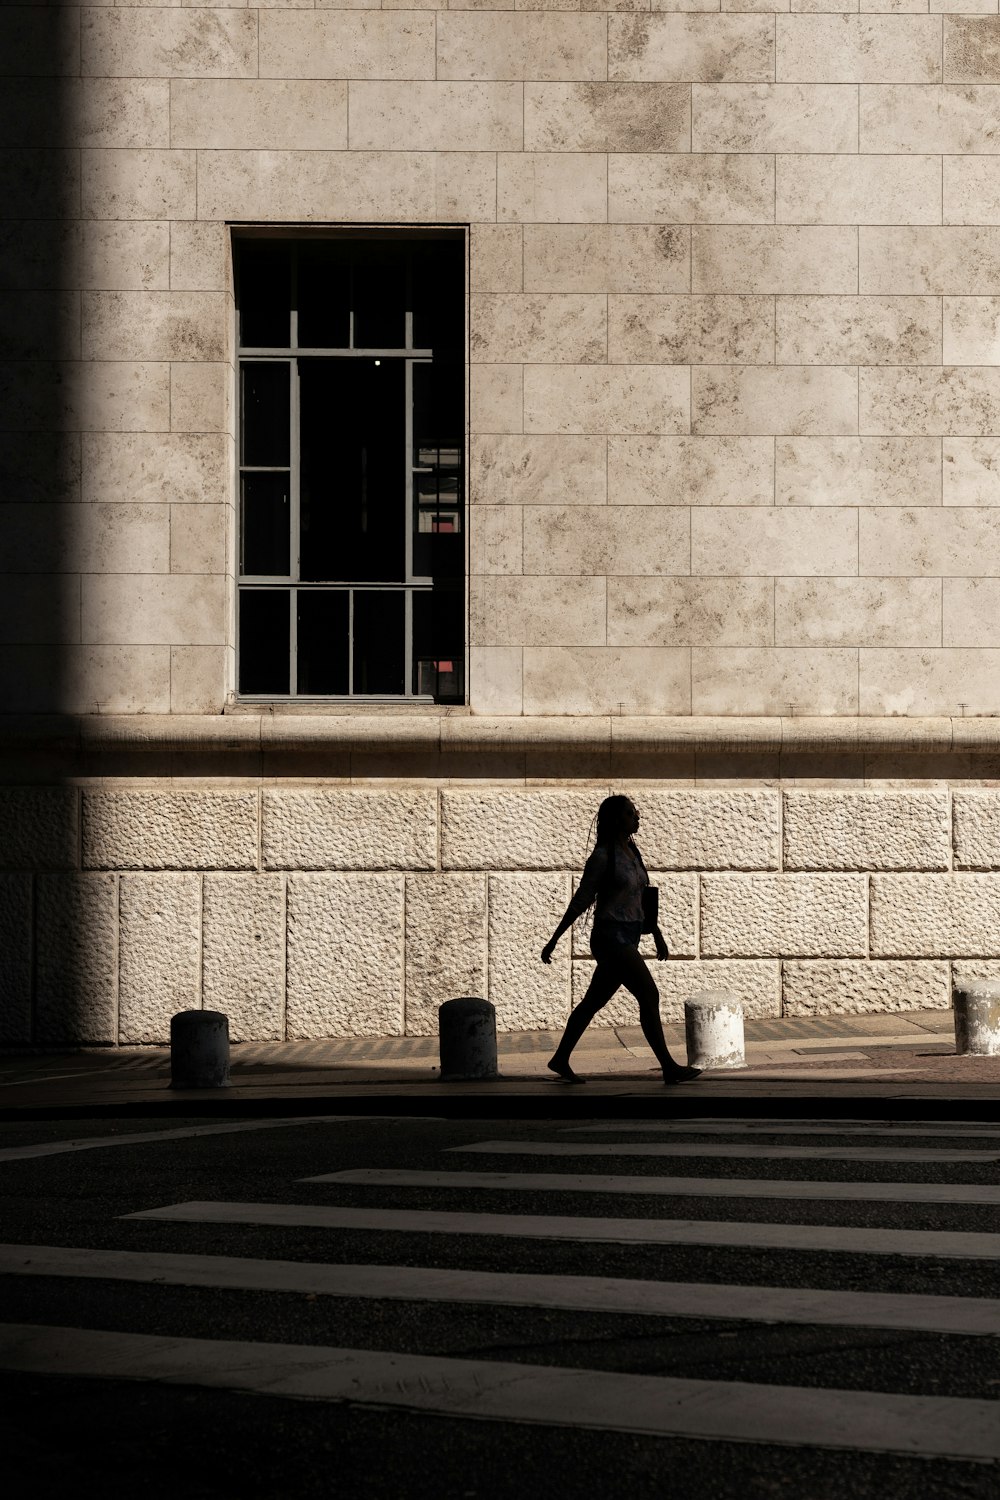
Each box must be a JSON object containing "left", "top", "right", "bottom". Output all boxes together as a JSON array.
[
  {"left": 6, "top": 9, "right": 1000, "bottom": 715},
  {"left": 8, "top": 778, "right": 1000, "bottom": 1044}
]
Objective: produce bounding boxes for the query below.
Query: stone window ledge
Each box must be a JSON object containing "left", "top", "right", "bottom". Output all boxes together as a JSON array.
[{"left": 0, "top": 715, "right": 996, "bottom": 757}]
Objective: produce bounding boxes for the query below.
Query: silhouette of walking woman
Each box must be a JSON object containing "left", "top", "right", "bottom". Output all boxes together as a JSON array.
[{"left": 541, "top": 795, "right": 702, "bottom": 1086}]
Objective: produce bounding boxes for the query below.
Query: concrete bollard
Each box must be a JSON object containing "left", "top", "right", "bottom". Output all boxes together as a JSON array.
[
  {"left": 953, "top": 985, "right": 1000, "bottom": 1057},
  {"left": 684, "top": 990, "right": 746, "bottom": 1070},
  {"left": 170, "top": 1009, "right": 231, "bottom": 1089},
  {"left": 438, "top": 997, "right": 499, "bottom": 1082}
]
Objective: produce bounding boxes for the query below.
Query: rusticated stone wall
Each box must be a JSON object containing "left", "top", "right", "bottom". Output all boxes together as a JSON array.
[{"left": 7, "top": 781, "right": 1000, "bottom": 1045}]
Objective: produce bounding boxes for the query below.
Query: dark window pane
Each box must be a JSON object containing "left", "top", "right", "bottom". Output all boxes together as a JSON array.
[
  {"left": 299, "top": 357, "right": 404, "bottom": 583},
  {"left": 297, "top": 590, "right": 349, "bottom": 695},
  {"left": 239, "top": 590, "right": 289, "bottom": 694},
  {"left": 241, "top": 363, "right": 289, "bottom": 467},
  {"left": 238, "top": 242, "right": 290, "bottom": 349},
  {"left": 353, "top": 590, "right": 404, "bottom": 696},
  {"left": 413, "top": 360, "right": 463, "bottom": 466},
  {"left": 241, "top": 473, "right": 290, "bottom": 576},
  {"left": 353, "top": 242, "right": 406, "bottom": 350},
  {"left": 413, "top": 585, "right": 464, "bottom": 703},
  {"left": 412, "top": 239, "right": 464, "bottom": 355},
  {"left": 413, "top": 468, "right": 462, "bottom": 580},
  {"left": 297, "top": 241, "right": 351, "bottom": 350}
]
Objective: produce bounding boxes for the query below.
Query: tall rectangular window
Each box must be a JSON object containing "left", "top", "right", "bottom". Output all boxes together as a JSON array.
[{"left": 235, "top": 233, "right": 466, "bottom": 703}]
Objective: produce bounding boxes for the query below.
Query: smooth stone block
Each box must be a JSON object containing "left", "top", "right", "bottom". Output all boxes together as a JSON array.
[
  {"left": 608, "top": 577, "right": 773, "bottom": 647},
  {"left": 523, "top": 505, "right": 689, "bottom": 575},
  {"left": 944, "top": 17, "right": 1000, "bottom": 84},
  {"left": 497, "top": 153, "right": 607, "bottom": 224},
  {"left": 523, "top": 366, "right": 689, "bottom": 435},
  {"left": 170, "top": 81, "right": 349, "bottom": 151},
  {"left": 859, "top": 648, "right": 1000, "bottom": 716},
  {"left": 776, "top": 156, "right": 941, "bottom": 226},
  {"left": 524, "top": 82, "right": 690, "bottom": 152},
  {"left": 775, "top": 295, "right": 940, "bottom": 365},
  {"left": 776, "top": 16, "right": 942, "bottom": 82},
  {"left": 82, "top": 10, "right": 258, "bottom": 79},
  {"left": 862, "top": 85, "right": 1000, "bottom": 154},
  {"left": 471, "top": 575, "right": 607, "bottom": 648},
  {"left": 437, "top": 14, "right": 607, "bottom": 81},
  {"left": 609, "top": 154, "right": 774, "bottom": 224},
  {"left": 692, "top": 508, "right": 858, "bottom": 575},
  {"left": 349, "top": 82, "right": 522, "bottom": 152},
  {"left": 776, "top": 436, "right": 941, "bottom": 506},
  {"left": 944, "top": 438, "right": 1000, "bottom": 505},
  {"left": 522, "top": 648, "right": 692, "bottom": 716},
  {"left": 693, "top": 227, "right": 859, "bottom": 293},
  {"left": 471, "top": 435, "right": 607, "bottom": 506},
  {"left": 82, "top": 148, "right": 195, "bottom": 220},
  {"left": 944, "top": 580, "right": 1000, "bottom": 647},
  {"left": 692, "top": 366, "right": 859, "bottom": 435},
  {"left": 861, "top": 227, "right": 1000, "bottom": 293},
  {"left": 860, "top": 508, "right": 1000, "bottom": 574},
  {"left": 775, "top": 578, "right": 942, "bottom": 648},
  {"left": 609, "top": 15, "right": 775, "bottom": 82},
  {"left": 259, "top": 12, "right": 436, "bottom": 80},
  {"left": 693, "top": 83, "right": 858, "bottom": 152},
  {"left": 860, "top": 366, "right": 1000, "bottom": 435},
  {"left": 692, "top": 648, "right": 859, "bottom": 716},
  {"left": 524, "top": 226, "right": 689, "bottom": 295},
  {"left": 944, "top": 297, "right": 1000, "bottom": 362},
  {"left": 609, "top": 435, "right": 774, "bottom": 507},
  {"left": 470, "top": 295, "right": 606, "bottom": 364},
  {"left": 609, "top": 294, "right": 773, "bottom": 365}
]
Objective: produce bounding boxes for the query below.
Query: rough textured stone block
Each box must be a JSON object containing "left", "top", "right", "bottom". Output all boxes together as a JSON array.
[
  {"left": 701, "top": 874, "right": 868, "bottom": 957},
  {"left": 633, "top": 792, "right": 779, "bottom": 871},
  {"left": 119, "top": 874, "right": 200, "bottom": 1044},
  {"left": 263, "top": 789, "right": 437, "bottom": 871},
  {"left": 83, "top": 791, "right": 258, "bottom": 871},
  {"left": 286, "top": 874, "right": 403, "bottom": 1038},
  {"left": 953, "top": 792, "right": 1000, "bottom": 870},
  {"left": 0, "top": 788, "right": 78, "bottom": 872},
  {"left": 35, "top": 874, "right": 117, "bottom": 1044},
  {"left": 442, "top": 790, "right": 603, "bottom": 871},
  {"left": 571, "top": 958, "right": 780, "bottom": 1026},
  {"left": 871, "top": 873, "right": 1000, "bottom": 956},
  {"left": 203, "top": 874, "right": 285, "bottom": 1043},
  {"left": 0, "top": 876, "right": 31, "bottom": 1045},
  {"left": 783, "top": 791, "right": 950, "bottom": 871},
  {"left": 405, "top": 874, "right": 487, "bottom": 1036},
  {"left": 783, "top": 960, "right": 950, "bottom": 1016},
  {"left": 489, "top": 874, "right": 571, "bottom": 1031}
]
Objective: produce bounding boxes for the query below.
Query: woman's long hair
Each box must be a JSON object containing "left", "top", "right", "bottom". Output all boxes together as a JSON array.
[{"left": 576, "top": 795, "right": 641, "bottom": 934}]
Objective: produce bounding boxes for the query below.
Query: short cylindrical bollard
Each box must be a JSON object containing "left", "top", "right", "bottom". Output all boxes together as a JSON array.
[
  {"left": 438, "top": 997, "right": 499, "bottom": 1082},
  {"left": 170, "top": 1009, "right": 231, "bottom": 1089},
  {"left": 953, "top": 985, "right": 1000, "bottom": 1057},
  {"left": 684, "top": 990, "right": 746, "bottom": 1070}
]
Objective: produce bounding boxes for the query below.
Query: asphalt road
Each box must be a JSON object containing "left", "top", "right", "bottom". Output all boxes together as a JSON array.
[{"left": 1, "top": 1112, "right": 998, "bottom": 1499}]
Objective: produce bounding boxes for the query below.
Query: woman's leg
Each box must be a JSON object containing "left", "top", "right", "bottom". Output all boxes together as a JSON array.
[
  {"left": 612, "top": 945, "right": 678, "bottom": 1073},
  {"left": 548, "top": 961, "right": 621, "bottom": 1077}
]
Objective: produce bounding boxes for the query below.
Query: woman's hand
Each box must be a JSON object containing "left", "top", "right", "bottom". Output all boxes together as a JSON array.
[
  {"left": 654, "top": 930, "right": 670, "bottom": 962},
  {"left": 540, "top": 939, "right": 557, "bottom": 965}
]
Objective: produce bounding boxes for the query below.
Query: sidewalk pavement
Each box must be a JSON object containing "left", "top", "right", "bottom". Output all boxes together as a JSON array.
[{"left": 0, "top": 1009, "right": 998, "bottom": 1120}]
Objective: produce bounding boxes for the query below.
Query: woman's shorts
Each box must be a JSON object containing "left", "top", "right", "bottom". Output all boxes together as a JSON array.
[{"left": 590, "top": 919, "right": 643, "bottom": 963}]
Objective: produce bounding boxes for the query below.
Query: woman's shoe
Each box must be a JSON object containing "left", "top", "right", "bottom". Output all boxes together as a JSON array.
[
  {"left": 662, "top": 1064, "right": 702, "bottom": 1084},
  {"left": 547, "top": 1056, "right": 586, "bottom": 1084}
]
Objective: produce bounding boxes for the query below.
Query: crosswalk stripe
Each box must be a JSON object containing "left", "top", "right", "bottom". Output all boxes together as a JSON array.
[
  {"left": 6, "top": 1244, "right": 995, "bottom": 1337},
  {"left": 124, "top": 1202, "right": 1000, "bottom": 1260},
  {"left": 450, "top": 1141, "right": 1000, "bottom": 1165},
  {"left": 559, "top": 1122, "right": 1000, "bottom": 1140},
  {"left": 1, "top": 1323, "right": 997, "bottom": 1461},
  {"left": 304, "top": 1167, "right": 1000, "bottom": 1207},
  {"left": 0, "top": 1117, "right": 379, "bottom": 1165}
]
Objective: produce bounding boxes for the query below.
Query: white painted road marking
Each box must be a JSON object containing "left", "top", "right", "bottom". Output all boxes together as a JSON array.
[
  {"left": 450, "top": 1140, "right": 1000, "bottom": 1165},
  {"left": 1, "top": 1324, "right": 997, "bottom": 1461},
  {"left": 305, "top": 1167, "right": 1000, "bottom": 1207},
  {"left": 3, "top": 1244, "right": 998, "bottom": 1338},
  {"left": 0, "top": 1117, "right": 381, "bottom": 1164},
  {"left": 124, "top": 1202, "right": 1000, "bottom": 1260}
]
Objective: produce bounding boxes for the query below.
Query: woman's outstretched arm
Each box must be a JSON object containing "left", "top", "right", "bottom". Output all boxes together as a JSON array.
[{"left": 540, "top": 846, "right": 607, "bottom": 964}]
